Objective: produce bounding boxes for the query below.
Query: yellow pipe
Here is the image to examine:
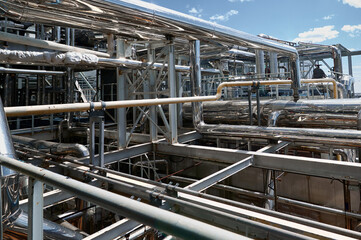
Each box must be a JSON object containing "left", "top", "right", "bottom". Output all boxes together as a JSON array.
[
  {"left": 4, "top": 79, "right": 338, "bottom": 117},
  {"left": 301, "top": 78, "right": 338, "bottom": 99}
]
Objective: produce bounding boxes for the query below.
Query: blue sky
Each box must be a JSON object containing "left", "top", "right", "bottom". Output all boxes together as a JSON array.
[{"left": 143, "top": 0, "right": 361, "bottom": 92}]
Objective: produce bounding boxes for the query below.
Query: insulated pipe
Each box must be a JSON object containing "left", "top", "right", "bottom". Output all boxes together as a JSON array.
[
  {"left": 0, "top": 97, "right": 20, "bottom": 228},
  {"left": 255, "top": 50, "right": 265, "bottom": 78},
  {"left": 190, "top": 40, "right": 204, "bottom": 127},
  {"left": 0, "top": 155, "right": 247, "bottom": 240},
  {"left": 12, "top": 135, "right": 89, "bottom": 158},
  {"left": 0, "top": 0, "right": 301, "bottom": 96},
  {"left": 198, "top": 124, "right": 361, "bottom": 147},
  {"left": 0, "top": 31, "right": 110, "bottom": 58},
  {"left": 4, "top": 79, "right": 338, "bottom": 117},
  {"left": 331, "top": 46, "right": 343, "bottom": 80},
  {"left": 290, "top": 54, "right": 301, "bottom": 101}
]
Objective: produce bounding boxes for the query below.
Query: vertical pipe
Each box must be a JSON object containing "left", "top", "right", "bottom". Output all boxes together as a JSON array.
[
  {"left": 348, "top": 55, "right": 353, "bottom": 77},
  {"left": 177, "top": 58, "right": 183, "bottom": 128},
  {"left": 116, "top": 39, "right": 127, "bottom": 149},
  {"left": 256, "top": 88, "right": 261, "bottom": 126},
  {"left": 290, "top": 54, "right": 301, "bottom": 102},
  {"left": 248, "top": 87, "right": 253, "bottom": 125},
  {"left": 168, "top": 42, "right": 178, "bottom": 144},
  {"left": 107, "top": 34, "right": 115, "bottom": 57},
  {"left": 4, "top": 64, "right": 10, "bottom": 107},
  {"left": 269, "top": 52, "right": 278, "bottom": 79},
  {"left": 331, "top": 46, "right": 343, "bottom": 80},
  {"left": 148, "top": 45, "right": 158, "bottom": 141},
  {"left": 99, "top": 117, "right": 105, "bottom": 168},
  {"left": 189, "top": 40, "right": 203, "bottom": 128},
  {"left": 28, "top": 178, "right": 44, "bottom": 240},
  {"left": 89, "top": 118, "right": 95, "bottom": 165},
  {"left": 25, "top": 77, "right": 29, "bottom": 106},
  {"left": 255, "top": 50, "right": 265, "bottom": 79}
]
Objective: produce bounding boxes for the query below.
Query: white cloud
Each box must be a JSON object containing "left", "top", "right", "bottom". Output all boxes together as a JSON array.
[
  {"left": 293, "top": 25, "right": 339, "bottom": 43},
  {"left": 323, "top": 14, "right": 335, "bottom": 20},
  {"left": 342, "top": 24, "right": 361, "bottom": 37},
  {"left": 188, "top": 7, "right": 203, "bottom": 18},
  {"left": 341, "top": 0, "right": 361, "bottom": 8},
  {"left": 210, "top": 10, "right": 239, "bottom": 22},
  {"left": 228, "top": 0, "right": 252, "bottom": 2}
]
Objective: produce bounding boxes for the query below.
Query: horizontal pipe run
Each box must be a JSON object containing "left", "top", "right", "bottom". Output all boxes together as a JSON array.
[
  {"left": 0, "top": 155, "right": 246, "bottom": 240},
  {"left": 0, "top": 67, "right": 65, "bottom": 75},
  {"left": 0, "top": 31, "right": 110, "bottom": 58},
  {"left": 98, "top": 57, "right": 220, "bottom": 74},
  {"left": 4, "top": 79, "right": 335, "bottom": 117}
]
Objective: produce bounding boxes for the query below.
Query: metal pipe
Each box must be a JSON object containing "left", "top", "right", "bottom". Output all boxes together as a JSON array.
[
  {"left": 12, "top": 135, "right": 89, "bottom": 158},
  {"left": 168, "top": 42, "right": 178, "bottom": 144},
  {"left": 4, "top": 79, "right": 337, "bottom": 117},
  {"left": 0, "top": 31, "right": 109, "bottom": 58},
  {"left": 0, "top": 67, "right": 65, "bottom": 75},
  {"left": 199, "top": 124, "right": 361, "bottom": 147},
  {"left": 0, "top": 155, "right": 247, "bottom": 240},
  {"left": 0, "top": 0, "right": 301, "bottom": 95},
  {"left": 116, "top": 39, "right": 127, "bottom": 149},
  {"left": 190, "top": 40, "right": 204, "bottom": 127}
]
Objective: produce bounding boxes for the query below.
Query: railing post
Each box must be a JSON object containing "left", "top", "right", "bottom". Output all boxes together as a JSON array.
[{"left": 28, "top": 177, "right": 43, "bottom": 240}]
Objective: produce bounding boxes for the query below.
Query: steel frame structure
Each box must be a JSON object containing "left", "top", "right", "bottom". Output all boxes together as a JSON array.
[{"left": 0, "top": 0, "right": 361, "bottom": 240}]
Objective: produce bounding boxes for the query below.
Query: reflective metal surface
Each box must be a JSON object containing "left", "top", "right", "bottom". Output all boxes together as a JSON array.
[
  {"left": 9, "top": 210, "right": 83, "bottom": 240},
  {"left": 184, "top": 98, "right": 361, "bottom": 129},
  {"left": 0, "top": 97, "right": 20, "bottom": 228}
]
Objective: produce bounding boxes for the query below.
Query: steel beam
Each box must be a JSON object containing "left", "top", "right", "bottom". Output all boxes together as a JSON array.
[
  {"left": 186, "top": 156, "right": 253, "bottom": 192},
  {"left": 155, "top": 143, "right": 361, "bottom": 182},
  {"left": 83, "top": 218, "right": 140, "bottom": 240},
  {"left": 20, "top": 189, "right": 73, "bottom": 210}
]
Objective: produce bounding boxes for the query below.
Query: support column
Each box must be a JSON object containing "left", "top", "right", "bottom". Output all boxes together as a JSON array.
[
  {"left": 168, "top": 42, "right": 178, "bottom": 144},
  {"left": 148, "top": 45, "right": 158, "bottom": 141},
  {"left": 116, "top": 39, "right": 127, "bottom": 149},
  {"left": 28, "top": 178, "right": 43, "bottom": 240},
  {"left": 189, "top": 40, "right": 203, "bottom": 128}
]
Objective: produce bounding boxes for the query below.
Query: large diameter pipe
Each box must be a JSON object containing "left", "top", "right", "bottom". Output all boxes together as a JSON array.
[
  {"left": 0, "top": 0, "right": 301, "bottom": 94},
  {"left": 199, "top": 124, "right": 361, "bottom": 147},
  {"left": 190, "top": 40, "right": 203, "bottom": 127},
  {"left": 0, "top": 31, "right": 110, "bottom": 58},
  {"left": 0, "top": 1, "right": 298, "bottom": 55},
  {"left": 12, "top": 135, "right": 89, "bottom": 158},
  {"left": 0, "top": 97, "right": 20, "bottom": 227},
  {"left": 4, "top": 79, "right": 338, "bottom": 117},
  {"left": 0, "top": 155, "right": 247, "bottom": 240}
]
